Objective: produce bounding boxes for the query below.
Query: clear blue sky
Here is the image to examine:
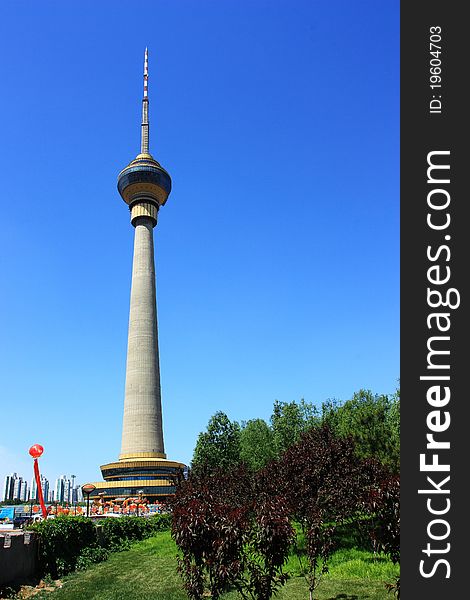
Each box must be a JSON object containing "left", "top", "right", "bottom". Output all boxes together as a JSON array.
[{"left": 0, "top": 0, "right": 399, "bottom": 490}]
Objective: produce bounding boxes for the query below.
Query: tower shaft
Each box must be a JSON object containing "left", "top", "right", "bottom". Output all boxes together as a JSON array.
[{"left": 120, "top": 215, "right": 165, "bottom": 459}]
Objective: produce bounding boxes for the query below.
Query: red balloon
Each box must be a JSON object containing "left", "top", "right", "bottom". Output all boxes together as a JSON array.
[{"left": 29, "top": 444, "right": 44, "bottom": 459}]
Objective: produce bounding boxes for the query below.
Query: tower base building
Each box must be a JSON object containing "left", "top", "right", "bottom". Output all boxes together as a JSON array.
[{"left": 94, "top": 456, "right": 185, "bottom": 503}]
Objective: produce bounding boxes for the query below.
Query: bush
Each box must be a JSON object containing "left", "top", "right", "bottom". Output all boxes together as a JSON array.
[
  {"left": 29, "top": 516, "right": 98, "bottom": 578},
  {"left": 100, "top": 514, "right": 171, "bottom": 551},
  {"left": 75, "top": 546, "right": 111, "bottom": 571},
  {"left": 28, "top": 513, "right": 171, "bottom": 578}
]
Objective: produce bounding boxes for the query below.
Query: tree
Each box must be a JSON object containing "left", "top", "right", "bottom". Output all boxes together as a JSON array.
[
  {"left": 361, "top": 463, "right": 400, "bottom": 597},
  {"left": 386, "top": 387, "right": 400, "bottom": 473},
  {"left": 270, "top": 399, "right": 319, "bottom": 456},
  {"left": 191, "top": 411, "right": 241, "bottom": 474},
  {"left": 171, "top": 467, "right": 295, "bottom": 600},
  {"left": 275, "top": 426, "right": 369, "bottom": 600},
  {"left": 240, "top": 419, "right": 276, "bottom": 471},
  {"left": 322, "top": 389, "right": 399, "bottom": 470},
  {"left": 377, "top": 476, "right": 400, "bottom": 597}
]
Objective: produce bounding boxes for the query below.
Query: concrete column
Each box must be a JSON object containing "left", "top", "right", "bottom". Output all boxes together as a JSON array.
[{"left": 120, "top": 215, "right": 165, "bottom": 458}]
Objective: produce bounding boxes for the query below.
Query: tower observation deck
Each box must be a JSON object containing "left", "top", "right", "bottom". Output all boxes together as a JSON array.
[{"left": 92, "top": 49, "right": 185, "bottom": 502}]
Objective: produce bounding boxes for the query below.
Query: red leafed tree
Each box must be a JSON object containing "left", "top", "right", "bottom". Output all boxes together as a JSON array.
[
  {"left": 361, "top": 462, "right": 400, "bottom": 597},
  {"left": 172, "top": 425, "right": 398, "bottom": 600},
  {"left": 274, "top": 425, "right": 370, "bottom": 600},
  {"left": 171, "top": 466, "right": 295, "bottom": 600}
]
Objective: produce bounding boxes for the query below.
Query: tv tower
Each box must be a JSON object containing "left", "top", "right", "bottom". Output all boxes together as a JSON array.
[{"left": 92, "top": 49, "right": 184, "bottom": 501}]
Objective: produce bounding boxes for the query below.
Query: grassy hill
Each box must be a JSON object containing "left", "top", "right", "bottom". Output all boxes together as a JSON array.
[{"left": 28, "top": 530, "right": 398, "bottom": 600}]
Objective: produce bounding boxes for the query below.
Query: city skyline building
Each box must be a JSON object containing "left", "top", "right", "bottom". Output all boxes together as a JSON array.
[
  {"left": 74, "top": 485, "right": 83, "bottom": 503},
  {"left": 90, "top": 49, "right": 184, "bottom": 501},
  {"left": 54, "top": 475, "right": 66, "bottom": 503},
  {"left": 20, "top": 480, "right": 28, "bottom": 502},
  {"left": 30, "top": 476, "right": 37, "bottom": 500},
  {"left": 2, "top": 473, "right": 17, "bottom": 502},
  {"left": 30, "top": 474, "right": 49, "bottom": 503},
  {"left": 12, "top": 476, "right": 23, "bottom": 501},
  {"left": 53, "top": 474, "right": 77, "bottom": 504},
  {"left": 64, "top": 478, "right": 72, "bottom": 503},
  {"left": 2, "top": 471, "right": 81, "bottom": 504}
]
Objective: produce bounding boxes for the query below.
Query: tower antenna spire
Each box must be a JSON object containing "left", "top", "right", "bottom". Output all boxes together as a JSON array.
[{"left": 141, "top": 47, "right": 149, "bottom": 154}]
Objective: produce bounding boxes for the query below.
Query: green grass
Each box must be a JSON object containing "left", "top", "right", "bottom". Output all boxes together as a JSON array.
[
  {"left": 34, "top": 534, "right": 183, "bottom": 600},
  {"left": 285, "top": 546, "right": 399, "bottom": 582},
  {"left": 285, "top": 522, "right": 399, "bottom": 582},
  {"left": 33, "top": 530, "right": 398, "bottom": 600}
]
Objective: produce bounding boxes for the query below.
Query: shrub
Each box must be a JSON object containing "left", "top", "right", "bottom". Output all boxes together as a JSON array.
[
  {"left": 29, "top": 516, "right": 98, "bottom": 578},
  {"left": 75, "top": 546, "right": 111, "bottom": 571},
  {"left": 99, "top": 514, "right": 171, "bottom": 551},
  {"left": 28, "top": 513, "right": 171, "bottom": 578}
]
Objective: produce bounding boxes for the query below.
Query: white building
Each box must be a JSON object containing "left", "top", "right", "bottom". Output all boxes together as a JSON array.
[
  {"left": 54, "top": 476, "right": 66, "bottom": 503},
  {"left": 30, "top": 474, "right": 50, "bottom": 502},
  {"left": 13, "top": 476, "right": 23, "bottom": 500},
  {"left": 20, "top": 480, "right": 28, "bottom": 502},
  {"left": 73, "top": 485, "right": 83, "bottom": 503},
  {"left": 64, "top": 479, "right": 72, "bottom": 504}
]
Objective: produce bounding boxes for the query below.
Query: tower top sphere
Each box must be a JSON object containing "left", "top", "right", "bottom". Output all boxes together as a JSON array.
[{"left": 117, "top": 152, "right": 171, "bottom": 208}]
